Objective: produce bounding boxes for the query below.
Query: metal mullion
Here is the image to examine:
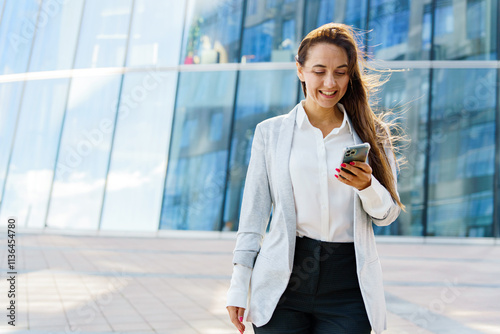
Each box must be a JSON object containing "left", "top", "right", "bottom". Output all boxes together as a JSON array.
[
  {"left": 493, "top": 0, "right": 500, "bottom": 238},
  {"left": 422, "top": 0, "right": 437, "bottom": 237},
  {"left": 157, "top": 0, "right": 196, "bottom": 231},
  {"left": 218, "top": 0, "right": 248, "bottom": 232},
  {"left": 43, "top": 0, "right": 87, "bottom": 227},
  {"left": 0, "top": 0, "right": 44, "bottom": 223},
  {"left": 97, "top": 0, "right": 136, "bottom": 230}
]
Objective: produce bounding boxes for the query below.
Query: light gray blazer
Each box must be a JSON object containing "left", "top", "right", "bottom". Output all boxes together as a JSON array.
[{"left": 232, "top": 102, "right": 401, "bottom": 333}]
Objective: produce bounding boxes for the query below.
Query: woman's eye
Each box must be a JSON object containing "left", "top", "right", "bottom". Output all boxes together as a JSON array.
[
  {"left": 314, "top": 72, "right": 325, "bottom": 75},
  {"left": 336, "top": 72, "right": 346, "bottom": 76}
]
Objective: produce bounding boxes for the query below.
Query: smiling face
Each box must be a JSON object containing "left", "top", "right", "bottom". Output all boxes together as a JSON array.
[{"left": 296, "top": 43, "right": 350, "bottom": 114}]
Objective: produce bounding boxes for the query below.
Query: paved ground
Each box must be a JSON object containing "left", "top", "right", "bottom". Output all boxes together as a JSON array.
[{"left": 0, "top": 232, "right": 499, "bottom": 334}]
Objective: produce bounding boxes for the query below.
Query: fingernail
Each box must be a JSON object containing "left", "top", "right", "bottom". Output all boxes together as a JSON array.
[
  {"left": 349, "top": 161, "right": 355, "bottom": 165},
  {"left": 335, "top": 174, "right": 338, "bottom": 178},
  {"left": 335, "top": 168, "right": 340, "bottom": 172},
  {"left": 239, "top": 316, "right": 243, "bottom": 322},
  {"left": 341, "top": 163, "right": 346, "bottom": 167}
]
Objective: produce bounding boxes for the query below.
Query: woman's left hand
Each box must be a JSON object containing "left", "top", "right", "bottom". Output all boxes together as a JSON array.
[{"left": 335, "top": 161, "right": 372, "bottom": 191}]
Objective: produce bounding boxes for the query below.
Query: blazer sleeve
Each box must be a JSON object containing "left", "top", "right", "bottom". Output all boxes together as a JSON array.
[
  {"left": 355, "top": 124, "right": 402, "bottom": 227},
  {"left": 226, "top": 123, "right": 273, "bottom": 308},
  {"left": 232, "top": 123, "right": 273, "bottom": 268},
  {"left": 367, "top": 143, "right": 402, "bottom": 226}
]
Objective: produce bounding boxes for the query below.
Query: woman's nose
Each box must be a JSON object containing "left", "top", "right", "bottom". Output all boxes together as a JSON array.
[{"left": 324, "top": 74, "right": 336, "bottom": 88}]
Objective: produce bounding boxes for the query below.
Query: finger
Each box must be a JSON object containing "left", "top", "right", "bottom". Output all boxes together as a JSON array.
[
  {"left": 336, "top": 166, "right": 357, "bottom": 179},
  {"left": 335, "top": 171, "right": 351, "bottom": 183},
  {"left": 339, "top": 163, "right": 359, "bottom": 176},
  {"left": 349, "top": 161, "right": 372, "bottom": 174},
  {"left": 227, "top": 307, "right": 245, "bottom": 333},
  {"left": 340, "top": 162, "right": 360, "bottom": 175},
  {"left": 237, "top": 308, "right": 245, "bottom": 322},
  {"left": 238, "top": 307, "right": 245, "bottom": 333}
]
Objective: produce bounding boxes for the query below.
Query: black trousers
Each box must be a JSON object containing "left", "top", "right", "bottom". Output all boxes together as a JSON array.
[{"left": 252, "top": 235, "right": 371, "bottom": 334}]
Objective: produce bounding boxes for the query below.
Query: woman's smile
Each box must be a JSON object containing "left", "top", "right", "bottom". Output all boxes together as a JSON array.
[{"left": 319, "top": 90, "right": 338, "bottom": 98}]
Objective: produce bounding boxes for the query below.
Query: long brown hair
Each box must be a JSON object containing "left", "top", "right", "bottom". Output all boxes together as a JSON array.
[{"left": 296, "top": 23, "right": 406, "bottom": 211}]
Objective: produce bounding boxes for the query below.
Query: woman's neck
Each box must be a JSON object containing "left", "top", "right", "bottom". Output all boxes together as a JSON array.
[{"left": 303, "top": 100, "right": 343, "bottom": 127}]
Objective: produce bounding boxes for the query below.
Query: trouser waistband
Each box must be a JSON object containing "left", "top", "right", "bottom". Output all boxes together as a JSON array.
[{"left": 295, "top": 235, "right": 355, "bottom": 255}]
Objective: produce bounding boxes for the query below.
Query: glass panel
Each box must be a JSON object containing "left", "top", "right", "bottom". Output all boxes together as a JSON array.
[
  {"left": 372, "top": 69, "right": 430, "bottom": 236},
  {"left": 368, "top": 0, "right": 432, "bottom": 60},
  {"left": 126, "top": 0, "right": 186, "bottom": 67},
  {"left": 344, "top": 0, "right": 368, "bottom": 29},
  {"left": 0, "top": 79, "right": 69, "bottom": 228},
  {"left": 0, "top": 0, "right": 39, "bottom": 74},
  {"left": 497, "top": 75, "right": 500, "bottom": 239},
  {"left": 433, "top": 0, "right": 497, "bottom": 60},
  {"left": 46, "top": 75, "right": 121, "bottom": 229},
  {"left": 223, "top": 70, "right": 299, "bottom": 232},
  {"left": 180, "top": 0, "right": 244, "bottom": 65},
  {"left": 0, "top": 82, "right": 24, "bottom": 204},
  {"left": 100, "top": 71, "right": 177, "bottom": 231},
  {"left": 241, "top": 0, "right": 304, "bottom": 63},
  {"left": 428, "top": 69, "right": 496, "bottom": 236},
  {"left": 73, "top": 0, "right": 132, "bottom": 68},
  {"left": 160, "top": 71, "right": 237, "bottom": 230},
  {"left": 0, "top": 0, "right": 6, "bottom": 22},
  {"left": 304, "top": 0, "right": 337, "bottom": 32},
  {"left": 304, "top": 0, "right": 368, "bottom": 50},
  {"left": 28, "top": 0, "right": 84, "bottom": 72}
]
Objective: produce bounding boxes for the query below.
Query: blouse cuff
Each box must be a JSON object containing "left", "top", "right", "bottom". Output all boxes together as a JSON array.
[
  {"left": 354, "top": 174, "right": 393, "bottom": 219},
  {"left": 226, "top": 264, "right": 252, "bottom": 309}
]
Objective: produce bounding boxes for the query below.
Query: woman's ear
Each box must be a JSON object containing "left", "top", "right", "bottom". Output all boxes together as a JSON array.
[{"left": 296, "top": 62, "right": 305, "bottom": 82}]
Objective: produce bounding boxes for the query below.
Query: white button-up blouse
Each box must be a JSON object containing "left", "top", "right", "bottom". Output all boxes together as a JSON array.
[
  {"left": 226, "top": 100, "right": 394, "bottom": 309},
  {"left": 292, "top": 100, "right": 356, "bottom": 242}
]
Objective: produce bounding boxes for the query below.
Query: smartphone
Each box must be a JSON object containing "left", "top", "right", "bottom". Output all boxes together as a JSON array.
[{"left": 341, "top": 143, "right": 370, "bottom": 175}]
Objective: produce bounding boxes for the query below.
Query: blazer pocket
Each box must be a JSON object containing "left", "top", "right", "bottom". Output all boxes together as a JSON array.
[
  {"left": 250, "top": 252, "right": 271, "bottom": 288},
  {"left": 365, "top": 257, "right": 380, "bottom": 266},
  {"left": 360, "top": 257, "right": 383, "bottom": 292}
]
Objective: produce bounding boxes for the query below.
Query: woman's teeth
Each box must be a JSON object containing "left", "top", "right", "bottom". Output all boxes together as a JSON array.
[{"left": 321, "top": 91, "right": 335, "bottom": 96}]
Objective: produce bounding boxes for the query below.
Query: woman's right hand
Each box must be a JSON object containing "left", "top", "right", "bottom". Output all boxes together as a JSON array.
[{"left": 226, "top": 306, "right": 246, "bottom": 333}]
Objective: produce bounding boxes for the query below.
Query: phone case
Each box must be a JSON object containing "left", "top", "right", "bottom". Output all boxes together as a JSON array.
[{"left": 341, "top": 143, "right": 370, "bottom": 176}]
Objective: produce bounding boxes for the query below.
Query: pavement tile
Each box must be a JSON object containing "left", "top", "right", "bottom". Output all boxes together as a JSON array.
[
  {"left": 110, "top": 322, "right": 154, "bottom": 331},
  {"left": 5, "top": 233, "right": 499, "bottom": 334},
  {"left": 155, "top": 329, "right": 200, "bottom": 334}
]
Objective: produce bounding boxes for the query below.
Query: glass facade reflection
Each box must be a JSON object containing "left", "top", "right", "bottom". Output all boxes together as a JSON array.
[
  {"left": 181, "top": 0, "right": 244, "bottom": 65},
  {"left": 1, "top": 79, "right": 69, "bottom": 228},
  {"left": 428, "top": 69, "right": 497, "bottom": 236},
  {"left": 73, "top": 0, "right": 132, "bottom": 69},
  {"left": 223, "top": 70, "right": 299, "bottom": 231},
  {"left": 0, "top": 0, "right": 498, "bottom": 239},
  {"left": 241, "top": 0, "right": 304, "bottom": 62},
  {"left": 100, "top": 72, "right": 178, "bottom": 232},
  {"left": 0, "top": 0, "right": 39, "bottom": 74},
  {"left": 373, "top": 69, "right": 430, "bottom": 236},
  {"left": 160, "top": 71, "right": 237, "bottom": 231},
  {"left": 368, "top": 0, "right": 432, "bottom": 60},
  {"left": 0, "top": 82, "right": 23, "bottom": 199},
  {"left": 46, "top": 75, "right": 122, "bottom": 229},
  {"left": 305, "top": 0, "right": 368, "bottom": 40},
  {"left": 433, "top": 0, "right": 497, "bottom": 60},
  {"left": 28, "top": 0, "right": 84, "bottom": 72},
  {"left": 127, "top": 0, "right": 185, "bottom": 67}
]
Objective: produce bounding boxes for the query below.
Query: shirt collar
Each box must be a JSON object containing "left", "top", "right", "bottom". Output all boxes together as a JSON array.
[{"left": 296, "top": 100, "right": 354, "bottom": 135}]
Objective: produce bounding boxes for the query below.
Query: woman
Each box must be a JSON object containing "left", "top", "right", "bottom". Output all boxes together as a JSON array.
[{"left": 226, "top": 23, "right": 405, "bottom": 334}]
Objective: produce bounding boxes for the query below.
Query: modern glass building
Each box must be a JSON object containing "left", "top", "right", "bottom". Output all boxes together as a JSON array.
[{"left": 0, "top": 0, "right": 498, "bottom": 238}]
